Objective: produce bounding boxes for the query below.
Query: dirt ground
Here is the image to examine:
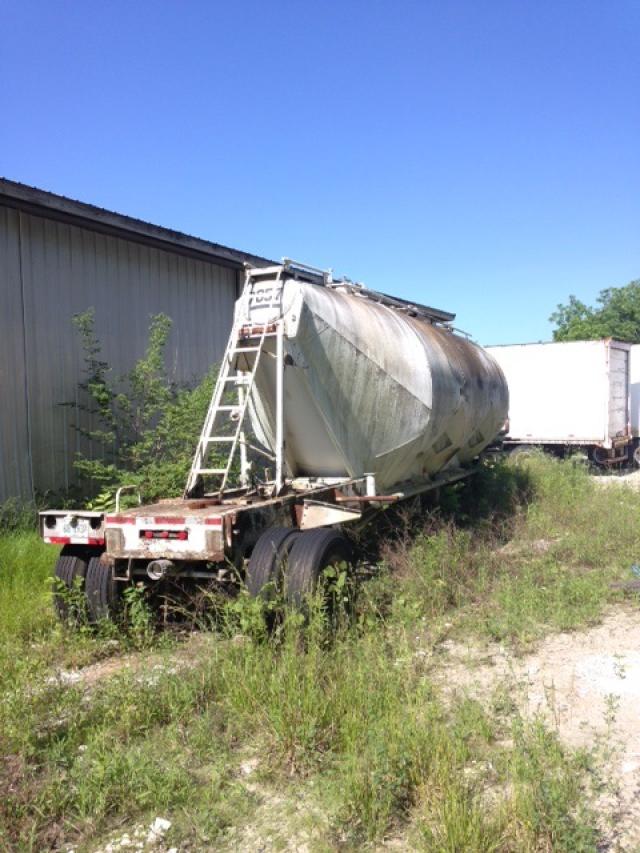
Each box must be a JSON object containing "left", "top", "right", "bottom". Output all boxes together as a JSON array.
[
  {"left": 432, "top": 608, "right": 640, "bottom": 852},
  {"left": 593, "top": 468, "right": 640, "bottom": 489},
  {"left": 67, "top": 610, "right": 640, "bottom": 851}
]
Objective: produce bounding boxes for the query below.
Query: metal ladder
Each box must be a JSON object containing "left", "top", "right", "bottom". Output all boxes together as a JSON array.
[{"left": 184, "top": 266, "right": 285, "bottom": 498}]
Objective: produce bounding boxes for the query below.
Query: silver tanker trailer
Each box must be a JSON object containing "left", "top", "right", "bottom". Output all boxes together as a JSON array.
[{"left": 41, "top": 259, "right": 508, "bottom": 619}]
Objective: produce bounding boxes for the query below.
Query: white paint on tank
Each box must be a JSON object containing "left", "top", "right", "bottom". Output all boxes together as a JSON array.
[{"left": 242, "top": 281, "right": 508, "bottom": 491}]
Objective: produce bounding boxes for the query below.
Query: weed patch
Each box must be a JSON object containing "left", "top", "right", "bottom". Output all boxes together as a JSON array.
[
  {"left": 2, "top": 456, "right": 636, "bottom": 849},
  {"left": 369, "top": 455, "right": 638, "bottom": 646}
]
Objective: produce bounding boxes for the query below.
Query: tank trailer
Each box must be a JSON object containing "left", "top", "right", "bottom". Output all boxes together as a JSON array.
[{"left": 42, "top": 259, "right": 508, "bottom": 620}]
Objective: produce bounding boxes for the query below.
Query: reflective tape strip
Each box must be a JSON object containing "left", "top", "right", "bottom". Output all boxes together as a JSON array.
[{"left": 45, "top": 536, "right": 104, "bottom": 545}]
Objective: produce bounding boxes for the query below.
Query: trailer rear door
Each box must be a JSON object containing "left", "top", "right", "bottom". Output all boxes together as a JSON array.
[{"left": 607, "top": 342, "right": 630, "bottom": 442}]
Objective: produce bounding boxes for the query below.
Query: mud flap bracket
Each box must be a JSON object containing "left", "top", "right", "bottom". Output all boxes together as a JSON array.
[{"left": 300, "top": 499, "right": 362, "bottom": 530}]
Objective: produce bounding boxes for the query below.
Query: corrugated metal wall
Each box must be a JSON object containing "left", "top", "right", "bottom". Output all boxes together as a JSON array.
[
  {"left": 0, "top": 206, "right": 32, "bottom": 500},
  {"left": 0, "top": 205, "right": 238, "bottom": 501}
]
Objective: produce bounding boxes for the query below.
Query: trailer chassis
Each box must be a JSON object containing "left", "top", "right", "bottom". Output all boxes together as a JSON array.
[
  {"left": 502, "top": 437, "right": 634, "bottom": 467},
  {"left": 41, "top": 467, "right": 474, "bottom": 619}
]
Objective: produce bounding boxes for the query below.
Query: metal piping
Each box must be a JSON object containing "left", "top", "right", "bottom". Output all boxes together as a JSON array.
[{"left": 147, "top": 559, "right": 175, "bottom": 581}]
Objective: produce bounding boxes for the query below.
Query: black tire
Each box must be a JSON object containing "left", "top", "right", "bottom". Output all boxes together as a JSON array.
[
  {"left": 508, "top": 444, "right": 537, "bottom": 464},
  {"left": 246, "top": 527, "right": 301, "bottom": 599},
  {"left": 85, "top": 556, "right": 120, "bottom": 623},
  {"left": 591, "top": 446, "right": 612, "bottom": 467},
  {"left": 285, "top": 529, "right": 353, "bottom": 608},
  {"left": 53, "top": 548, "right": 88, "bottom": 621}
]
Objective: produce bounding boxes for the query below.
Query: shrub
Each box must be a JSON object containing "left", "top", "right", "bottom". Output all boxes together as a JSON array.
[
  {"left": 0, "top": 498, "right": 37, "bottom": 532},
  {"left": 65, "top": 309, "right": 219, "bottom": 505}
]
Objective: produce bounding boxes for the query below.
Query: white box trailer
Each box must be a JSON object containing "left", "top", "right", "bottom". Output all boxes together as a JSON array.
[
  {"left": 485, "top": 340, "right": 633, "bottom": 465},
  {"left": 629, "top": 345, "right": 640, "bottom": 440}
]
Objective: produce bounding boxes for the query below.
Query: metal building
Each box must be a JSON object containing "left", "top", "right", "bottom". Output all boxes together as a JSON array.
[{"left": 0, "top": 178, "right": 270, "bottom": 502}]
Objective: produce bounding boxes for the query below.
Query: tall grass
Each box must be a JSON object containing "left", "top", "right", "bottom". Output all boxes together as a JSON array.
[
  {"left": 0, "top": 532, "right": 55, "bottom": 644},
  {"left": 2, "top": 455, "right": 637, "bottom": 849},
  {"left": 377, "top": 454, "right": 638, "bottom": 645},
  {"left": 0, "top": 604, "right": 598, "bottom": 850}
]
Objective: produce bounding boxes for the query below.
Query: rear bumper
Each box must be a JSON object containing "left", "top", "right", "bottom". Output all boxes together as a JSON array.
[{"left": 104, "top": 515, "right": 225, "bottom": 562}]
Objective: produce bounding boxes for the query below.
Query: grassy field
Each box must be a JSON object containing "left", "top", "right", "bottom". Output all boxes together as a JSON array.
[{"left": 1, "top": 455, "right": 639, "bottom": 851}]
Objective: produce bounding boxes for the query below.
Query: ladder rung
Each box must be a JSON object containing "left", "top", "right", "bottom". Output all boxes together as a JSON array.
[
  {"left": 238, "top": 333, "right": 277, "bottom": 341},
  {"left": 245, "top": 302, "right": 282, "bottom": 310},
  {"left": 205, "top": 436, "right": 234, "bottom": 443},
  {"left": 196, "top": 468, "right": 227, "bottom": 475},
  {"left": 233, "top": 346, "right": 261, "bottom": 353},
  {"left": 217, "top": 405, "right": 239, "bottom": 412},
  {"left": 223, "top": 376, "right": 250, "bottom": 383}
]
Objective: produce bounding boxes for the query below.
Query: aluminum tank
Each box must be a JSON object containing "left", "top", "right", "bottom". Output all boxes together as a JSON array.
[{"left": 242, "top": 281, "right": 508, "bottom": 491}]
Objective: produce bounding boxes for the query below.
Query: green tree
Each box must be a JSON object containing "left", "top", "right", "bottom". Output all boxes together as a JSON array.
[
  {"left": 550, "top": 279, "right": 640, "bottom": 342},
  {"left": 67, "top": 309, "right": 218, "bottom": 505}
]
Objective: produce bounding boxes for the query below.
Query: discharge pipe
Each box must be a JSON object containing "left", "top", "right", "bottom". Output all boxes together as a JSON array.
[{"left": 147, "top": 559, "right": 175, "bottom": 581}]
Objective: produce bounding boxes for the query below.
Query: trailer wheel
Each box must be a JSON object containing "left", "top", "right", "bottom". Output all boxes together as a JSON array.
[
  {"left": 85, "top": 556, "right": 120, "bottom": 623},
  {"left": 508, "top": 444, "right": 537, "bottom": 464},
  {"left": 53, "top": 547, "right": 88, "bottom": 621},
  {"left": 285, "top": 529, "right": 353, "bottom": 608},
  {"left": 246, "top": 527, "right": 301, "bottom": 599}
]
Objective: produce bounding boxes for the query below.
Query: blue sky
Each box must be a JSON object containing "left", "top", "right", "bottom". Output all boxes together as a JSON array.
[{"left": 1, "top": 0, "right": 638, "bottom": 344}]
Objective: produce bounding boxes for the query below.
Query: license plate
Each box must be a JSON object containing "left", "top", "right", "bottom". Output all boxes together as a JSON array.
[{"left": 63, "top": 520, "right": 89, "bottom": 537}]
